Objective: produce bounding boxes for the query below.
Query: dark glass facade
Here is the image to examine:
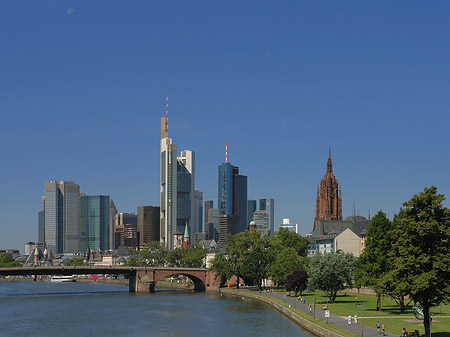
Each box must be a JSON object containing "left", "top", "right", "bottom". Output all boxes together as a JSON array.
[{"left": 80, "top": 195, "right": 110, "bottom": 251}]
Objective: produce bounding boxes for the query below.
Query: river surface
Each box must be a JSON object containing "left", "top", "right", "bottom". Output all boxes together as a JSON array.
[{"left": 0, "top": 281, "right": 315, "bottom": 337}]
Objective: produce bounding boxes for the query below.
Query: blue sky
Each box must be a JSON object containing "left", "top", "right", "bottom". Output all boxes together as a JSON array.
[{"left": 1, "top": 1, "right": 450, "bottom": 251}]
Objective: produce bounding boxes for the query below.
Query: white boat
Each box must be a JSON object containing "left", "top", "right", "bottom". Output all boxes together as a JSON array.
[{"left": 49, "top": 275, "right": 76, "bottom": 282}]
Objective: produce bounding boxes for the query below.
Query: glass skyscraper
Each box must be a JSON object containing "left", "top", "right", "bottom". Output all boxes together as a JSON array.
[
  {"left": 247, "top": 200, "right": 256, "bottom": 224},
  {"left": 218, "top": 162, "right": 247, "bottom": 233},
  {"left": 259, "top": 198, "right": 275, "bottom": 236},
  {"left": 80, "top": 195, "right": 110, "bottom": 251},
  {"left": 218, "top": 163, "right": 234, "bottom": 214},
  {"left": 44, "top": 180, "right": 80, "bottom": 254}
]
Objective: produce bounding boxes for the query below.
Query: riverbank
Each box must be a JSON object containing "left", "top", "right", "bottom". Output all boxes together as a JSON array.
[{"left": 220, "top": 288, "right": 344, "bottom": 337}]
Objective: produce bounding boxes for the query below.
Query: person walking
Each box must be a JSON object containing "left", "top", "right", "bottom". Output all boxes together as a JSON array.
[
  {"left": 348, "top": 315, "right": 352, "bottom": 325},
  {"left": 376, "top": 321, "right": 380, "bottom": 334},
  {"left": 354, "top": 314, "right": 357, "bottom": 325},
  {"left": 381, "top": 323, "right": 385, "bottom": 336}
]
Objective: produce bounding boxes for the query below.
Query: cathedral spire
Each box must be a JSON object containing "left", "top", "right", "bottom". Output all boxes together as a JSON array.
[{"left": 327, "top": 147, "right": 333, "bottom": 173}]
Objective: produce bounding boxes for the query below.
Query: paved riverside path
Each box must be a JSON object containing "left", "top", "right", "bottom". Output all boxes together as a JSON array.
[{"left": 246, "top": 289, "right": 397, "bottom": 337}]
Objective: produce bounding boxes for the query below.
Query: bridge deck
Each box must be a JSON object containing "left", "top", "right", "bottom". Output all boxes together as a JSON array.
[{"left": 0, "top": 266, "right": 208, "bottom": 276}]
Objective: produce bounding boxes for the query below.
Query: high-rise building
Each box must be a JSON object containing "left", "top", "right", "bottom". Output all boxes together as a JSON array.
[
  {"left": 79, "top": 195, "right": 110, "bottom": 251},
  {"left": 192, "top": 190, "right": 203, "bottom": 233},
  {"left": 160, "top": 97, "right": 196, "bottom": 249},
  {"left": 137, "top": 206, "right": 160, "bottom": 246},
  {"left": 253, "top": 210, "right": 269, "bottom": 234},
  {"left": 259, "top": 198, "right": 274, "bottom": 236},
  {"left": 247, "top": 200, "right": 256, "bottom": 225},
  {"left": 314, "top": 148, "right": 342, "bottom": 230},
  {"left": 208, "top": 208, "right": 223, "bottom": 241},
  {"left": 218, "top": 162, "right": 235, "bottom": 214},
  {"left": 234, "top": 174, "right": 248, "bottom": 232},
  {"left": 217, "top": 144, "right": 247, "bottom": 234},
  {"left": 38, "top": 196, "right": 45, "bottom": 245},
  {"left": 177, "top": 150, "right": 195, "bottom": 239},
  {"left": 114, "top": 212, "right": 138, "bottom": 249},
  {"left": 204, "top": 200, "right": 213, "bottom": 237},
  {"left": 219, "top": 214, "right": 238, "bottom": 244},
  {"left": 43, "top": 180, "right": 80, "bottom": 254},
  {"left": 109, "top": 199, "right": 117, "bottom": 251}
]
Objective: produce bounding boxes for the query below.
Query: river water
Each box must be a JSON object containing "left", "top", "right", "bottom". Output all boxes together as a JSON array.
[{"left": 0, "top": 281, "right": 315, "bottom": 337}]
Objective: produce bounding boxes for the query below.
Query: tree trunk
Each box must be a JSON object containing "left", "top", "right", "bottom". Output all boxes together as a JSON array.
[
  {"left": 423, "top": 300, "right": 430, "bottom": 337},
  {"left": 376, "top": 293, "right": 381, "bottom": 311},
  {"left": 236, "top": 274, "right": 240, "bottom": 289},
  {"left": 400, "top": 295, "right": 405, "bottom": 313}
]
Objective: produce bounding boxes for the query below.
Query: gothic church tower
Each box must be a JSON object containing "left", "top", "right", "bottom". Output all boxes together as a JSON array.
[{"left": 313, "top": 149, "right": 342, "bottom": 229}]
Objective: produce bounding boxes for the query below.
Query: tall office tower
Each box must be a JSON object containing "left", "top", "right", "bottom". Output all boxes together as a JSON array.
[
  {"left": 160, "top": 97, "right": 178, "bottom": 250},
  {"left": 218, "top": 143, "right": 247, "bottom": 234},
  {"left": 218, "top": 162, "right": 234, "bottom": 214},
  {"left": 137, "top": 206, "right": 160, "bottom": 246},
  {"left": 219, "top": 214, "right": 238, "bottom": 244},
  {"left": 114, "top": 212, "right": 138, "bottom": 249},
  {"left": 204, "top": 200, "right": 213, "bottom": 236},
  {"left": 314, "top": 148, "right": 342, "bottom": 230},
  {"left": 259, "top": 198, "right": 275, "bottom": 236},
  {"left": 247, "top": 200, "right": 256, "bottom": 225},
  {"left": 208, "top": 208, "right": 223, "bottom": 241},
  {"left": 44, "top": 180, "right": 80, "bottom": 254},
  {"left": 253, "top": 210, "right": 269, "bottom": 234},
  {"left": 79, "top": 195, "right": 110, "bottom": 251},
  {"left": 234, "top": 174, "right": 248, "bottom": 232},
  {"left": 159, "top": 97, "right": 196, "bottom": 249},
  {"left": 192, "top": 190, "right": 203, "bottom": 234},
  {"left": 38, "top": 196, "right": 45, "bottom": 245},
  {"left": 177, "top": 150, "right": 195, "bottom": 241},
  {"left": 109, "top": 199, "right": 117, "bottom": 250}
]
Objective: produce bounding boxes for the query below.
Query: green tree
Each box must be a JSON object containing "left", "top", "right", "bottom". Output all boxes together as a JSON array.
[
  {"left": 387, "top": 186, "right": 450, "bottom": 337},
  {"left": 355, "top": 210, "right": 392, "bottom": 311},
  {"left": 268, "top": 247, "right": 303, "bottom": 287},
  {"left": 167, "top": 247, "right": 184, "bottom": 267},
  {"left": 226, "top": 231, "right": 269, "bottom": 289},
  {"left": 286, "top": 270, "right": 308, "bottom": 296},
  {"left": 240, "top": 243, "right": 271, "bottom": 289},
  {"left": 181, "top": 245, "right": 206, "bottom": 268},
  {"left": 64, "top": 257, "right": 87, "bottom": 266},
  {"left": 271, "top": 228, "right": 309, "bottom": 257},
  {"left": 377, "top": 212, "right": 412, "bottom": 313},
  {"left": 210, "top": 253, "right": 232, "bottom": 284},
  {"left": 308, "top": 252, "right": 356, "bottom": 303},
  {"left": 0, "top": 254, "right": 21, "bottom": 267}
]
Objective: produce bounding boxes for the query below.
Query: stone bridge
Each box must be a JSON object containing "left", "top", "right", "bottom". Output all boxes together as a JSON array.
[{"left": 0, "top": 266, "right": 221, "bottom": 293}]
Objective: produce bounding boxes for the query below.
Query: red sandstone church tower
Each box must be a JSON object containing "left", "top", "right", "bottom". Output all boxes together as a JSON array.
[{"left": 313, "top": 149, "right": 342, "bottom": 230}]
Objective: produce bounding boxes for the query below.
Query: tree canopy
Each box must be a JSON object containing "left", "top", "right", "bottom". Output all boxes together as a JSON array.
[
  {"left": 308, "top": 251, "right": 356, "bottom": 303},
  {"left": 0, "top": 254, "right": 21, "bottom": 267},
  {"left": 64, "top": 257, "right": 87, "bottom": 266},
  {"left": 355, "top": 210, "right": 392, "bottom": 310},
  {"left": 270, "top": 228, "right": 309, "bottom": 257},
  {"left": 286, "top": 270, "right": 308, "bottom": 296},
  {"left": 268, "top": 247, "right": 304, "bottom": 286},
  {"left": 386, "top": 186, "right": 450, "bottom": 337}
]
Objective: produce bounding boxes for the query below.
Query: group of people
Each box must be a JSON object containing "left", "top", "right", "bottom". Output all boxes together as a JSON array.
[{"left": 376, "top": 321, "right": 386, "bottom": 335}]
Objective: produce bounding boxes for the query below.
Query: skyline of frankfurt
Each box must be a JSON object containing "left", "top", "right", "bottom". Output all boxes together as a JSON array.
[{"left": 2, "top": 1, "right": 450, "bottom": 251}]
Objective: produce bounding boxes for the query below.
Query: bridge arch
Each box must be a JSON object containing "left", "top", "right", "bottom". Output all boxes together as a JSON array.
[{"left": 152, "top": 270, "right": 207, "bottom": 291}]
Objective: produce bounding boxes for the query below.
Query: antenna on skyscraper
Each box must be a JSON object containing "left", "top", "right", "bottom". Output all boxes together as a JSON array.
[
  {"left": 225, "top": 142, "right": 228, "bottom": 163},
  {"left": 166, "top": 95, "right": 169, "bottom": 118}
]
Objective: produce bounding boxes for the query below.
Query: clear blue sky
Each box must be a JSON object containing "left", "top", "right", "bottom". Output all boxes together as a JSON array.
[{"left": 2, "top": 1, "right": 450, "bottom": 252}]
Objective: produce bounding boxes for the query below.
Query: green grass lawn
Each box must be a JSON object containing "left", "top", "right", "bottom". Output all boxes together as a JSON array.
[{"left": 269, "top": 288, "right": 450, "bottom": 336}]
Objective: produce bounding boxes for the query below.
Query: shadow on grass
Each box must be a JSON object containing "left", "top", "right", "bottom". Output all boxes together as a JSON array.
[{"left": 431, "top": 333, "right": 450, "bottom": 337}]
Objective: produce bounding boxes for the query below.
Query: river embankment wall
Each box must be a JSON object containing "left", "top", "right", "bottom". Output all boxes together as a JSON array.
[{"left": 219, "top": 288, "right": 344, "bottom": 337}]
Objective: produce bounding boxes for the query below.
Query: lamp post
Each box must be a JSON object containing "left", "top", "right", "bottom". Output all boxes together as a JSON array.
[{"left": 355, "top": 300, "right": 364, "bottom": 337}]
